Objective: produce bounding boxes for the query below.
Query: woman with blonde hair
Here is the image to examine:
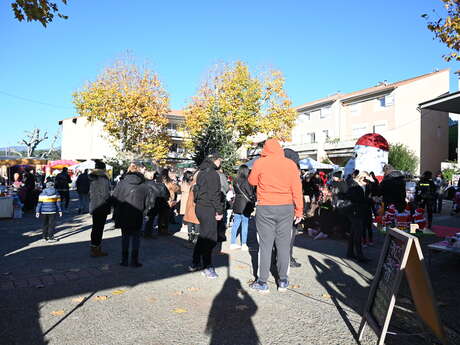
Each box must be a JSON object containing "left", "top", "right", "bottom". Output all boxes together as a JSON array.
[{"left": 343, "top": 171, "right": 371, "bottom": 262}]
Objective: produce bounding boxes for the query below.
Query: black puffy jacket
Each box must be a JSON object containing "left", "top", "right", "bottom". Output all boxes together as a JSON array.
[{"left": 112, "top": 172, "right": 156, "bottom": 231}]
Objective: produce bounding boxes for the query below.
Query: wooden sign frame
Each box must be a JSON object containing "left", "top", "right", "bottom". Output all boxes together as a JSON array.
[{"left": 358, "top": 228, "right": 447, "bottom": 345}]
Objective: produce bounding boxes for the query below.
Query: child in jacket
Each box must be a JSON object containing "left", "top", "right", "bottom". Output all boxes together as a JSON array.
[{"left": 36, "top": 181, "right": 63, "bottom": 242}]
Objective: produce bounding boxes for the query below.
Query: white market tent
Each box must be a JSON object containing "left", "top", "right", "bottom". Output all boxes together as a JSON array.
[
  {"left": 68, "top": 160, "right": 113, "bottom": 172},
  {"left": 244, "top": 156, "right": 337, "bottom": 171},
  {"left": 299, "top": 158, "right": 337, "bottom": 171}
]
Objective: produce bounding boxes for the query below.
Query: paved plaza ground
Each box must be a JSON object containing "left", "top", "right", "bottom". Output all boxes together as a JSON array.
[{"left": 1, "top": 195, "right": 459, "bottom": 345}]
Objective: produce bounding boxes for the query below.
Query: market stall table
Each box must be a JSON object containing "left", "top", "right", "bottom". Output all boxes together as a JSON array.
[
  {"left": 0, "top": 196, "right": 14, "bottom": 218},
  {"left": 427, "top": 240, "right": 460, "bottom": 266}
]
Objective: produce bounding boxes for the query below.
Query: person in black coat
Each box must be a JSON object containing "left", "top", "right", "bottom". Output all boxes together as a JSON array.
[
  {"left": 380, "top": 164, "right": 406, "bottom": 211},
  {"left": 143, "top": 171, "right": 169, "bottom": 238},
  {"left": 76, "top": 169, "right": 90, "bottom": 214},
  {"left": 113, "top": 167, "right": 156, "bottom": 267},
  {"left": 343, "top": 172, "right": 371, "bottom": 262},
  {"left": 190, "top": 153, "right": 225, "bottom": 279},
  {"left": 416, "top": 171, "right": 436, "bottom": 229},
  {"left": 230, "top": 165, "right": 255, "bottom": 250}
]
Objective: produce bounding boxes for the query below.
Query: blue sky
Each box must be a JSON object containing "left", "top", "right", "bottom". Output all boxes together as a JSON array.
[{"left": 0, "top": 0, "right": 458, "bottom": 149}]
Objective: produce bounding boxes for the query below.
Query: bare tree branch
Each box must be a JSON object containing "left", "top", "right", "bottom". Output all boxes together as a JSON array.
[
  {"left": 20, "top": 128, "right": 49, "bottom": 157},
  {"left": 40, "top": 132, "right": 59, "bottom": 158}
]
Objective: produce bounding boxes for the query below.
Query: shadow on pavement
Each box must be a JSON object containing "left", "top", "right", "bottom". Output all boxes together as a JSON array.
[
  {"left": 206, "top": 276, "right": 259, "bottom": 345},
  {"left": 0, "top": 209, "right": 234, "bottom": 345}
]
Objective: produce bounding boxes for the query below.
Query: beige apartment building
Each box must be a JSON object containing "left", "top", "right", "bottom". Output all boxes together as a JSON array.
[
  {"left": 288, "top": 69, "right": 451, "bottom": 173},
  {"left": 59, "top": 110, "right": 188, "bottom": 162}
]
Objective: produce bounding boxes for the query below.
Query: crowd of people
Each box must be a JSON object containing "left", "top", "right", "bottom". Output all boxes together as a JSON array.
[{"left": 15, "top": 139, "right": 453, "bottom": 292}]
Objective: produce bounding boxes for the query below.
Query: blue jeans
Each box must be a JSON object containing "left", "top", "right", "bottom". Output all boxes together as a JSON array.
[
  {"left": 78, "top": 193, "right": 89, "bottom": 213},
  {"left": 231, "top": 213, "right": 249, "bottom": 245}
]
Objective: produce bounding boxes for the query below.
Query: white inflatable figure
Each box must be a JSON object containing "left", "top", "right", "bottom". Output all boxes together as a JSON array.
[{"left": 344, "top": 133, "right": 389, "bottom": 182}]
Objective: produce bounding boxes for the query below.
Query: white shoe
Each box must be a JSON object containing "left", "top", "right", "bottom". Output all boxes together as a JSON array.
[
  {"left": 241, "top": 244, "right": 249, "bottom": 251},
  {"left": 229, "top": 244, "right": 241, "bottom": 250}
]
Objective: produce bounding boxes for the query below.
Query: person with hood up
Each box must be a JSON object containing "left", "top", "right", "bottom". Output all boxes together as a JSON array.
[
  {"left": 380, "top": 164, "right": 406, "bottom": 211},
  {"left": 89, "top": 161, "right": 112, "bottom": 257},
  {"left": 113, "top": 163, "right": 156, "bottom": 267},
  {"left": 36, "top": 181, "right": 62, "bottom": 242},
  {"left": 189, "top": 153, "right": 225, "bottom": 279},
  {"left": 248, "top": 139, "right": 303, "bottom": 293}
]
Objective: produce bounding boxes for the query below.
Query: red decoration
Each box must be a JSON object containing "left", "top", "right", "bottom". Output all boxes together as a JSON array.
[{"left": 355, "top": 133, "right": 389, "bottom": 151}]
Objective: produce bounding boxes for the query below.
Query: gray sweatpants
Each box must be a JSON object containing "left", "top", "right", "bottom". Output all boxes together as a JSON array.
[{"left": 256, "top": 204, "right": 294, "bottom": 282}]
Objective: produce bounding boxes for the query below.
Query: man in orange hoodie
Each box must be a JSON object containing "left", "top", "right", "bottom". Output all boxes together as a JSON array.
[{"left": 248, "top": 139, "right": 303, "bottom": 293}]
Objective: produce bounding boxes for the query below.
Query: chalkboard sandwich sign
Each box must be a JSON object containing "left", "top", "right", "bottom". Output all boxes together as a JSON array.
[{"left": 358, "top": 228, "right": 447, "bottom": 345}]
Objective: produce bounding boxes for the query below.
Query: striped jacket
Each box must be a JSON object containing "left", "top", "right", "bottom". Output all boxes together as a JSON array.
[{"left": 36, "top": 187, "right": 62, "bottom": 214}]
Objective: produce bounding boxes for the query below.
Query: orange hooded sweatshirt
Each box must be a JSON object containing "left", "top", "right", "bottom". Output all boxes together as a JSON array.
[{"left": 248, "top": 139, "right": 304, "bottom": 217}]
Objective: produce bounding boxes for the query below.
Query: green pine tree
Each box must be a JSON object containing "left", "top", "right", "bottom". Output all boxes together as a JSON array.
[{"left": 192, "top": 107, "right": 238, "bottom": 175}]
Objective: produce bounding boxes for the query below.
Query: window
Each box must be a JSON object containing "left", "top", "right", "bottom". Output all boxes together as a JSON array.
[
  {"left": 373, "top": 123, "right": 386, "bottom": 134},
  {"left": 306, "top": 132, "right": 316, "bottom": 143},
  {"left": 303, "top": 112, "right": 310, "bottom": 121},
  {"left": 322, "top": 130, "right": 329, "bottom": 139},
  {"left": 378, "top": 94, "right": 394, "bottom": 108},
  {"left": 352, "top": 125, "right": 368, "bottom": 138},
  {"left": 320, "top": 106, "right": 331, "bottom": 119},
  {"left": 310, "top": 109, "right": 321, "bottom": 119},
  {"left": 349, "top": 103, "right": 361, "bottom": 116}
]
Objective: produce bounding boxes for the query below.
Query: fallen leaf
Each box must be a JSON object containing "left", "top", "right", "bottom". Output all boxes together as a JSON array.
[
  {"left": 94, "top": 295, "right": 109, "bottom": 301},
  {"left": 172, "top": 291, "right": 184, "bottom": 296},
  {"left": 235, "top": 265, "right": 247, "bottom": 270},
  {"left": 173, "top": 264, "right": 184, "bottom": 268},
  {"left": 291, "top": 284, "right": 301, "bottom": 289},
  {"left": 172, "top": 308, "right": 187, "bottom": 314},
  {"left": 235, "top": 305, "right": 249, "bottom": 311},
  {"left": 112, "top": 289, "right": 127, "bottom": 295},
  {"left": 186, "top": 287, "right": 200, "bottom": 292},
  {"left": 322, "top": 293, "right": 331, "bottom": 299},
  {"left": 71, "top": 297, "right": 85, "bottom": 304},
  {"left": 42, "top": 269, "right": 54, "bottom": 273},
  {"left": 100, "top": 265, "right": 109, "bottom": 271},
  {"left": 302, "top": 292, "right": 312, "bottom": 297},
  {"left": 51, "top": 310, "right": 65, "bottom": 316},
  {"left": 68, "top": 268, "right": 81, "bottom": 272},
  {"left": 147, "top": 297, "right": 157, "bottom": 303}
]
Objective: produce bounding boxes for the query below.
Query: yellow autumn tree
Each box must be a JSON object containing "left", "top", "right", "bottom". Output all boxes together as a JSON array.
[
  {"left": 185, "top": 61, "right": 296, "bottom": 154},
  {"left": 73, "top": 56, "right": 171, "bottom": 161},
  {"left": 423, "top": 0, "right": 460, "bottom": 62}
]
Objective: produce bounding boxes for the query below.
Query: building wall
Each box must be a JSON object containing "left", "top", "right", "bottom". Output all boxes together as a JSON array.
[
  {"left": 291, "top": 69, "right": 451, "bottom": 173},
  {"left": 420, "top": 109, "right": 449, "bottom": 173},
  {"left": 61, "top": 115, "right": 188, "bottom": 161},
  {"left": 392, "top": 70, "right": 449, "bottom": 173},
  {"left": 61, "top": 117, "right": 116, "bottom": 161}
]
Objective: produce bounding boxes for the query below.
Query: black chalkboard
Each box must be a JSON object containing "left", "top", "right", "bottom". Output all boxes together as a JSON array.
[
  {"left": 358, "top": 228, "right": 447, "bottom": 345},
  {"left": 369, "top": 235, "right": 405, "bottom": 328}
]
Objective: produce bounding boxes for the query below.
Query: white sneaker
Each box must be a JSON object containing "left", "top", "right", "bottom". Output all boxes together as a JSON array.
[
  {"left": 241, "top": 244, "right": 249, "bottom": 251},
  {"left": 229, "top": 244, "right": 241, "bottom": 250}
]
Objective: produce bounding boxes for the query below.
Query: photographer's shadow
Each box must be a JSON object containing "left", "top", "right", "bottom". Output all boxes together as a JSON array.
[{"left": 206, "top": 277, "right": 259, "bottom": 345}]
